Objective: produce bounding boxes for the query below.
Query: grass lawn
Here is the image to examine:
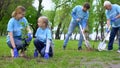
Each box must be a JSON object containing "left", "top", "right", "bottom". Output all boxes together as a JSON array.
[{"left": 0, "top": 36, "right": 120, "bottom": 68}]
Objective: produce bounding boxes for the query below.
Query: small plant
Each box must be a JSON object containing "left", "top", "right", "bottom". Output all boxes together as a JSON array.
[
  {"left": 20, "top": 22, "right": 31, "bottom": 50},
  {"left": 20, "top": 22, "right": 29, "bottom": 40}
]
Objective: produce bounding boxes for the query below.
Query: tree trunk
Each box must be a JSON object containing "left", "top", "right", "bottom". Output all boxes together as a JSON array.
[{"left": 33, "top": 0, "right": 42, "bottom": 38}]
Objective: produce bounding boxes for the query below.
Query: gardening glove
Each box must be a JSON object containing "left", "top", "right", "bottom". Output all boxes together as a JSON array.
[
  {"left": 111, "top": 17, "right": 117, "bottom": 22},
  {"left": 26, "top": 33, "right": 32, "bottom": 43},
  {"left": 13, "top": 48, "right": 19, "bottom": 58},
  {"left": 34, "top": 49, "right": 38, "bottom": 58},
  {"left": 44, "top": 53, "right": 49, "bottom": 59},
  {"left": 106, "top": 28, "right": 110, "bottom": 33}
]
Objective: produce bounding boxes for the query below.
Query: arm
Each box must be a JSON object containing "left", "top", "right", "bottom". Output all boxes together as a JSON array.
[
  {"left": 82, "top": 12, "right": 89, "bottom": 30},
  {"left": 45, "top": 29, "right": 52, "bottom": 53},
  {"left": 111, "top": 5, "right": 120, "bottom": 20},
  {"left": 9, "top": 32, "right": 16, "bottom": 48},
  {"left": 7, "top": 19, "right": 16, "bottom": 48},
  {"left": 45, "top": 39, "right": 51, "bottom": 53},
  {"left": 107, "top": 19, "right": 111, "bottom": 28},
  {"left": 71, "top": 6, "right": 80, "bottom": 21},
  {"left": 82, "top": 19, "right": 87, "bottom": 30},
  {"left": 115, "top": 6, "right": 120, "bottom": 18},
  {"left": 44, "top": 29, "right": 52, "bottom": 59},
  {"left": 105, "top": 10, "right": 111, "bottom": 28}
]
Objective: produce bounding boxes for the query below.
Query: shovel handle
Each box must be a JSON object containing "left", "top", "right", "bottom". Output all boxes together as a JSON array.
[{"left": 79, "top": 23, "right": 87, "bottom": 41}]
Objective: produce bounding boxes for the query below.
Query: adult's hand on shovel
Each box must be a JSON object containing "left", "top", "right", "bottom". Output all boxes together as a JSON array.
[{"left": 76, "top": 18, "right": 80, "bottom": 22}]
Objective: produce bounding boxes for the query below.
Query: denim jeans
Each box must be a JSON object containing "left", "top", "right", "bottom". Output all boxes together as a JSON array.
[
  {"left": 108, "top": 27, "right": 120, "bottom": 50},
  {"left": 34, "top": 39, "right": 53, "bottom": 57},
  {"left": 63, "top": 21, "right": 83, "bottom": 48},
  {"left": 7, "top": 38, "right": 27, "bottom": 50}
]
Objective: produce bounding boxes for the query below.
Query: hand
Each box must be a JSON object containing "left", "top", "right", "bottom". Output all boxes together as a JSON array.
[
  {"left": 44, "top": 53, "right": 49, "bottom": 59},
  {"left": 76, "top": 18, "right": 80, "bottom": 22},
  {"left": 111, "top": 17, "right": 117, "bottom": 22},
  {"left": 34, "top": 49, "right": 38, "bottom": 58},
  {"left": 81, "top": 29, "right": 85, "bottom": 34},
  {"left": 106, "top": 28, "right": 110, "bottom": 33},
  {"left": 26, "top": 33, "right": 32, "bottom": 43},
  {"left": 13, "top": 48, "right": 19, "bottom": 58}
]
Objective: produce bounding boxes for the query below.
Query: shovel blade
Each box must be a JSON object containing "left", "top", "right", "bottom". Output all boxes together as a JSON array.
[
  {"left": 98, "top": 42, "right": 107, "bottom": 51},
  {"left": 85, "top": 40, "right": 92, "bottom": 50}
]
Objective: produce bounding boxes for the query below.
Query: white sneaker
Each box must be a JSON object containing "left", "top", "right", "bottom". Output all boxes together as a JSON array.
[{"left": 117, "top": 50, "right": 120, "bottom": 53}]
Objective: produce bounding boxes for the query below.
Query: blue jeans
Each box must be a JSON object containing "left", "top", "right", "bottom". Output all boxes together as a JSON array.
[
  {"left": 63, "top": 21, "right": 83, "bottom": 47},
  {"left": 7, "top": 38, "right": 28, "bottom": 50},
  {"left": 108, "top": 27, "right": 120, "bottom": 50},
  {"left": 34, "top": 39, "right": 53, "bottom": 57}
]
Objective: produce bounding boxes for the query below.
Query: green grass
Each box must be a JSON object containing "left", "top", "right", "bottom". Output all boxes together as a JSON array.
[{"left": 0, "top": 36, "right": 120, "bottom": 68}]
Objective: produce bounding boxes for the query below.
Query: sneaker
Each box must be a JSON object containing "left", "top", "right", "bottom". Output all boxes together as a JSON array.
[
  {"left": 78, "top": 47, "right": 82, "bottom": 50},
  {"left": 34, "top": 49, "right": 38, "bottom": 57},
  {"left": 117, "top": 50, "right": 120, "bottom": 53},
  {"left": 63, "top": 45, "right": 66, "bottom": 50}
]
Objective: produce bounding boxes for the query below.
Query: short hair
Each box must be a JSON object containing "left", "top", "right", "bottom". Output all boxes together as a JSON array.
[
  {"left": 104, "top": 1, "right": 111, "bottom": 6},
  {"left": 83, "top": 2, "right": 90, "bottom": 9}
]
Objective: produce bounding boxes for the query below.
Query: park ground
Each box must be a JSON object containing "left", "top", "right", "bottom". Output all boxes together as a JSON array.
[{"left": 0, "top": 36, "right": 120, "bottom": 68}]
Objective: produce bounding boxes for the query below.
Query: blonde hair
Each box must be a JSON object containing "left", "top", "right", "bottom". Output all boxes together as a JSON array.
[
  {"left": 39, "top": 16, "right": 49, "bottom": 27},
  {"left": 12, "top": 6, "right": 26, "bottom": 17}
]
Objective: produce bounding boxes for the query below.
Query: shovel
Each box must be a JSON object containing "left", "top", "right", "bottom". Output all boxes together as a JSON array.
[
  {"left": 79, "top": 23, "right": 92, "bottom": 50},
  {"left": 98, "top": 28, "right": 110, "bottom": 51}
]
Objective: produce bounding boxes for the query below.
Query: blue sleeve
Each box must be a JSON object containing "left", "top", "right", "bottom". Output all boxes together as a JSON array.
[
  {"left": 82, "top": 12, "right": 89, "bottom": 29},
  {"left": 71, "top": 6, "right": 79, "bottom": 20},
  {"left": 82, "top": 20, "right": 87, "bottom": 29},
  {"left": 116, "top": 5, "right": 120, "bottom": 14},
  {"left": 7, "top": 19, "right": 14, "bottom": 32},
  {"left": 105, "top": 11, "right": 110, "bottom": 19},
  {"left": 35, "top": 28, "right": 39, "bottom": 37},
  {"left": 47, "top": 29, "right": 52, "bottom": 40}
]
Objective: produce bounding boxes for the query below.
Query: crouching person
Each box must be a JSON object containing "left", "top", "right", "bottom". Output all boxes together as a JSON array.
[
  {"left": 7, "top": 6, "right": 32, "bottom": 58},
  {"left": 33, "top": 16, "right": 53, "bottom": 59}
]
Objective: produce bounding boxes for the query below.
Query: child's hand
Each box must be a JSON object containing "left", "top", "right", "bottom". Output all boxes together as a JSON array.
[
  {"left": 13, "top": 48, "right": 19, "bottom": 58},
  {"left": 44, "top": 53, "right": 49, "bottom": 59}
]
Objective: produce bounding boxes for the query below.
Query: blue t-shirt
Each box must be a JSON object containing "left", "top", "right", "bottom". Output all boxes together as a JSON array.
[
  {"left": 7, "top": 17, "right": 28, "bottom": 42},
  {"left": 71, "top": 5, "right": 89, "bottom": 29},
  {"left": 35, "top": 27, "right": 52, "bottom": 44},
  {"left": 105, "top": 4, "right": 120, "bottom": 27}
]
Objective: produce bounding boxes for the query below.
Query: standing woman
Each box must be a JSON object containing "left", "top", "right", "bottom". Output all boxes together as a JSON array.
[{"left": 7, "top": 6, "right": 32, "bottom": 58}]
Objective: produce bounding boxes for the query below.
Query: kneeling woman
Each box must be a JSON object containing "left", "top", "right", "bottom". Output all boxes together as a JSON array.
[
  {"left": 7, "top": 6, "right": 32, "bottom": 58},
  {"left": 34, "top": 16, "right": 53, "bottom": 59}
]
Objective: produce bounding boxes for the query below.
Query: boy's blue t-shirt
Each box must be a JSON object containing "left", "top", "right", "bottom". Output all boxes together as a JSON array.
[
  {"left": 35, "top": 27, "right": 52, "bottom": 44},
  {"left": 71, "top": 5, "right": 89, "bottom": 28},
  {"left": 105, "top": 4, "right": 120, "bottom": 27},
  {"left": 7, "top": 17, "right": 28, "bottom": 42}
]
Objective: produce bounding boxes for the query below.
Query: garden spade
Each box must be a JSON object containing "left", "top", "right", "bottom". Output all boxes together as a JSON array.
[
  {"left": 79, "top": 23, "right": 92, "bottom": 50},
  {"left": 98, "top": 28, "right": 110, "bottom": 51}
]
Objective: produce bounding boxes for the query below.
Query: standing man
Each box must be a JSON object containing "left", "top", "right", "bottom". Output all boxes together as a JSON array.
[
  {"left": 63, "top": 2, "right": 90, "bottom": 50},
  {"left": 104, "top": 1, "right": 120, "bottom": 52}
]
